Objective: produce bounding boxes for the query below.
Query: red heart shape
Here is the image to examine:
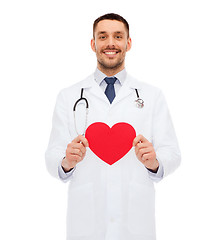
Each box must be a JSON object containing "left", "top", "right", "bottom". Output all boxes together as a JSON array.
[{"left": 85, "top": 122, "right": 136, "bottom": 165}]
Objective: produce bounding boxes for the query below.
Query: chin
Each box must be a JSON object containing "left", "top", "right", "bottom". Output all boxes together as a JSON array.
[{"left": 99, "top": 60, "right": 124, "bottom": 70}]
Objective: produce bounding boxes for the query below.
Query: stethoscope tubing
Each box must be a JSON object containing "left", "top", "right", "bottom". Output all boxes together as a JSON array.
[
  {"left": 73, "top": 88, "right": 144, "bottom": 135},
  {"left": 73, "top": 88, "right": 89, "bottom": 111}
]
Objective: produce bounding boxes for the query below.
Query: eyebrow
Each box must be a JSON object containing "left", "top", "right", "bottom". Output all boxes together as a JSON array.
[
  {"left": 98, "top": 31, "right": 106, "bottom": 35},
  {"left": 97, "top": 31, "right": 125, "bottom": 35}
]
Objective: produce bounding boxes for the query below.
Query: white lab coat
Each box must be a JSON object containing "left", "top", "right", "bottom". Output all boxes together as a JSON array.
[{"left": 45, "top": 73, "right": 181, "bottom": 240}]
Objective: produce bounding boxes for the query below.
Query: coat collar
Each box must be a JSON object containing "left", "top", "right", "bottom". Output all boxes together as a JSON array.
[
  {"left": 80, "top": 72, "right": 142, "bottom": 107},
  {"left": 94, "top": 68, "right": 126, "bottom": 86},
  {"left": 81, "top": 73, "right": 142, "bottom": 90}
]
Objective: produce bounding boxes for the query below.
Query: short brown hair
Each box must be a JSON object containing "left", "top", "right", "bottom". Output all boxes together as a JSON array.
[{"left": 93, "top": 13, "right": 129, "bottom": 38}]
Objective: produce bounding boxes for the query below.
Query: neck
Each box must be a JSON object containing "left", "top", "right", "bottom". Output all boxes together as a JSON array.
[{"left": 97, "top": 63, "right": 125, "bottom": 77}]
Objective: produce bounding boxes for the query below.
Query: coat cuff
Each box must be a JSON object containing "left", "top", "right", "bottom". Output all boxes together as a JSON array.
[
  {"left": 146, "top": 160, "right": 164, "bottom": 182},
  {"left": 58, "top": 159, "right": 75, "bottom": 182}
]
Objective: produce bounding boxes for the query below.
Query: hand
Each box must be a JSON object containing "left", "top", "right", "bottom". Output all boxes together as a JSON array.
[
  {"left": 133, "top": 135, "right": 159, "bottom": 171},
  {"left": 62, "top": 135, "right": 89, "bottom": 172}
]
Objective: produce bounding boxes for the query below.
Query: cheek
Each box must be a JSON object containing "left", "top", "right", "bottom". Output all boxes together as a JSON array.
[
  {"left": 96, "top": 45, "right": 105, "bottom": 53},
  {"left": 119, "top": 43, "right": 128, "bottom": 53}
]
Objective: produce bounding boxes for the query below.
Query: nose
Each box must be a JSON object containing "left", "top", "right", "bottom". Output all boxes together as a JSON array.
[{"left": 106, "top": 36, "right": 115, "bottom": 48}]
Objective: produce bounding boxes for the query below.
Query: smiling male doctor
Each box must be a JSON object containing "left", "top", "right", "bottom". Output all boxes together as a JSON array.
[{"left": 45, "top": 13, "right": 181, "bottom": 240}]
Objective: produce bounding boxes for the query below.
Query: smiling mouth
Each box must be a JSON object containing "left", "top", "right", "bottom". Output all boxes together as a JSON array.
[{"left": 103, "top": 50, "right": 120, "bottom": 56}]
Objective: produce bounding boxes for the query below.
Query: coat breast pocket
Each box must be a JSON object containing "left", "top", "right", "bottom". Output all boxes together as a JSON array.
[
  {"left": 67, "top": 182, "right": 95, "bottom": 237},
  {"left": 127, "top": 182, "right": 156, "bottom": 237}
]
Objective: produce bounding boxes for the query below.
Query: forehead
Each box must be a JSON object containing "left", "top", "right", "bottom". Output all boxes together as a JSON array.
[{"left": 95, "top": 20, "right": 126, "bottom": 34}]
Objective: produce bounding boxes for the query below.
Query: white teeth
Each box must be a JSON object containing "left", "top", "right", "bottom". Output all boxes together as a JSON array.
[{"left": 105, "top": 52, "right": 116, "bottom": 55}]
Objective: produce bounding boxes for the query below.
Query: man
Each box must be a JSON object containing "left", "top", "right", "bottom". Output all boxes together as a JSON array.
[{"left": 45, "top": 13, "right": 181, "bottom": 240}]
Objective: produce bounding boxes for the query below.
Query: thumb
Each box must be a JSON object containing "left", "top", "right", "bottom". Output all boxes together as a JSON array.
[{"left": 133, "top": 134, "right": 149, "bottom": 146}]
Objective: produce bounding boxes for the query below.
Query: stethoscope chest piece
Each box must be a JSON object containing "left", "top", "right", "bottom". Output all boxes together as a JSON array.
[
  {"left": 135, "top": 98, "right": 144, "bottom": 108},
  {"left": 135, "top": 89, "right": 144, "bottom": 108},
  {"left": 73, "top": 87, "right": 145, "bottom": 135}
]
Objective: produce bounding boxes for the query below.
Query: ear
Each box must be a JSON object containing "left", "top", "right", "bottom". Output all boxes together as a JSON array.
[
  {"left": 126, "top": 37, "right": 132, "bottom": 52},
  {"left": 91, "top": 38, "right": 96, "bottom": 52}
]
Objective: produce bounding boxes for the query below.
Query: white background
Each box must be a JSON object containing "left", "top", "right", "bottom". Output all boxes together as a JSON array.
[{"left": 0, "top": 0, "right": 222, "bottom": 239}]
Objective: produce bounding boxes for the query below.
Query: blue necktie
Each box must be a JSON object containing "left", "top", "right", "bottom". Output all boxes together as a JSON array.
[{"left": 104, "top": 77, "right": 117, "bottom": 103}]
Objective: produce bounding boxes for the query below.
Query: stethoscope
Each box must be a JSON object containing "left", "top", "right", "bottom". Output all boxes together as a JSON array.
[{"left": 73, "top": 88, "right": 144, "bottom": 136}]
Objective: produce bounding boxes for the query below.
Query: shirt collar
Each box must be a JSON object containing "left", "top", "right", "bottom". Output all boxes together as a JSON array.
[{"left": 94, "top": 68, "right": 127, "bottom": 86}]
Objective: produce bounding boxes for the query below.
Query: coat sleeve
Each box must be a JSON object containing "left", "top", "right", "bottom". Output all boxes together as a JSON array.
[
  {"left": 152, "top": 90, "right": 181, "bottom": 178},
  {"left": 45, "top": 90, "right": 73, "bottom": 181}
]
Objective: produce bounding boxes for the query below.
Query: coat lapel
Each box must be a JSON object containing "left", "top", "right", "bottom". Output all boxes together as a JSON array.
[
  {"left": 111, "top": 74, "right": 142, "bottom": 107},
  {"left": 81, "top": 74, "right": 110, "bottom": 104},
  {"left": 81, "top": 73, "right": 142, "bottom": 107}
]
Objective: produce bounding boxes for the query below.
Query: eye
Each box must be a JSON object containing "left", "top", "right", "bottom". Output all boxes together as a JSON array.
[
  {"left": 115, "top": 35, "right": 122, "bottom": 39},
  {"left": 99, "top": 36, "right": 106, "bottom": 39}
]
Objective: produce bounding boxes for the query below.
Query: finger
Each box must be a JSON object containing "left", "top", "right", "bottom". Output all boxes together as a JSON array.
[
  {"left": 72, "top": 135, "right": 89, "bottom": 147},
  {"left": 70, "top": 154, "right": 82, "bottom": 163},
  {"left": 142, "top": 153, "right": 152, "bottom": 161},
  {"left": 66, "top": 153, "right": 81, "bottom": 163},
  {"left": 135, "top": 142, "right": 152, "bottom": 151},
  {"left": 136, "top": 148, "right": 151, "bottom": 160},
  {"left": 70, "top": 148, "right": 83, "bottom": 157},
  {"left": 135, "top": 142, "right": 153, "bottom": 155},
  {"left": 71, "top": 143, "right": 86, "bottom": 155},
  {"left": 133, "top": 134, "right": 150, "bottom": 146},
  {"left": 138, "top": 147, "right": 152, "bottom": 156}
]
